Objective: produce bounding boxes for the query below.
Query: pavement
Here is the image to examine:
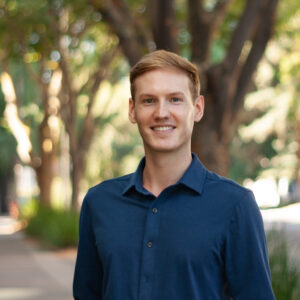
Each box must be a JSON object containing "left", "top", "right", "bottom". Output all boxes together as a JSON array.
[
  {"left": 261, "top": 202, "right": 300, "bottom": 265},
  {"left": 0, "top": 203, "right": 299, "bottom": 300},
  {"left": 0, "top": 216, "right": 76, "bottom": 300}
]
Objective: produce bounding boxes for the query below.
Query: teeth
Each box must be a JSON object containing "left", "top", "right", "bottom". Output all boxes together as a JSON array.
[{"left": 154, "top": 126, "right": 173, "bottom": 131}]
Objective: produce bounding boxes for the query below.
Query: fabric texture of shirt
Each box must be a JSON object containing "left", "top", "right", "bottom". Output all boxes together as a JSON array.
[{"left": 73, "top": 154, "right": 275, "bottom": 300}]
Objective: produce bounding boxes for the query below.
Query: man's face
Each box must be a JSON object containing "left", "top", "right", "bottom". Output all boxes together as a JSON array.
[{"left": 129, "top": 68, "right": 204, "bottom": 155}]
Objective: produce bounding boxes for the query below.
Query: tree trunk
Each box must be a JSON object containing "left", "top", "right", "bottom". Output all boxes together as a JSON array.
[
  {"left": 191, "top": 93, "right": 231, "bottom": 175},
  {"left": 35, "top": 117, "right": 56, "bottom": 206},
  {"left": 70, "top": 149, "right": 84, "bottom": 211}
]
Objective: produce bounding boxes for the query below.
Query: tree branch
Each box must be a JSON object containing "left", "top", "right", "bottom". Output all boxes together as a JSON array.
[
  {"left": 188, "top": 0, "right": 211, "bottom": 62},
  {"left": 222, "top": 0, "right": 263, "bottom": 74},
  {"left": 230, "top": 0, "right": 278, "bottom": 120},
  {"left": 188, "top": 0, "right": 234, "bottom": 63},
  {"left": 79, "top": 47, "right": 120, "bottom": 155},
  {"left": 23, "top": 58, "right": 46, "bottom": 89},
  {"left": 89, "top": 0, "right": 150, "bottom": 66},
  {"left": 147, "top": 0, "right": 178, "bottom": 52},
  {"left": 209, "top": 0, "right": 235, "bottom": 31}
]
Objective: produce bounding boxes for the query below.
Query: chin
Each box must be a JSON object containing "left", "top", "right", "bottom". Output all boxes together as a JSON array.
[{"left": 145, "top": 143, "right": 183, "bottom": 154}]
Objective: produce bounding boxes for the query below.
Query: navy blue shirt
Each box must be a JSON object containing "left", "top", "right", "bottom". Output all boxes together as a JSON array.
[{"left": 73, "top": 154, "right": 274, "bottom": 300}]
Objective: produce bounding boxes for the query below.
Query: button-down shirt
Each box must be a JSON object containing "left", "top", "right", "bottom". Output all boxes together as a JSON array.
[{"left": 73, "top": 154, "right": 275, "bottom": 300}]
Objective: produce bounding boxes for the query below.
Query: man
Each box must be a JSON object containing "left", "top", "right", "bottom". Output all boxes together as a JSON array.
[{"left": 73, "top": 50, "right": 275, "bottom": 300}]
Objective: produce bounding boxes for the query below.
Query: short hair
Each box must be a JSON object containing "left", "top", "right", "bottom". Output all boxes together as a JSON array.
[{"left": 130, "top": 50, "right": 200, "bottom": 100}]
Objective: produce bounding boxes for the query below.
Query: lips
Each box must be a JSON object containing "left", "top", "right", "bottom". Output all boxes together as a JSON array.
[{"left": 151, "top": 126, "right": 175, "bottom": 131}]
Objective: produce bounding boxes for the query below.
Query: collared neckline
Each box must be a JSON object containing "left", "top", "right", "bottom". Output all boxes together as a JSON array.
[
  {"left": 122, "top": 157, "right": 150, "bottom": 196},
  {"left": 122, "top": 153, "right": 207, "bottom": 196},
  {"left": 177, "top": 153, "right": 207, "bottom": 195}
]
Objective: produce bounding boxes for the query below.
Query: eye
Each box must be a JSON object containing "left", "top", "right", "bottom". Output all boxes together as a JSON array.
[
  {"left": 170, "top": 97, "right": 181, "bottom": 103},
  {"left": 143, "top": 98, "right": 154, "bottom": 104}
]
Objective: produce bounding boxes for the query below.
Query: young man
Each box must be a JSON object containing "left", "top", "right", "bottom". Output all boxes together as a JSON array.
[{"left": 73, "top": 50, "right": 275, "bottom": 300}]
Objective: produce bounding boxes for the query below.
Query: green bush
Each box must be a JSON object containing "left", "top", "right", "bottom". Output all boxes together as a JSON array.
[
  {"left": 267, "top": 230, "right": 300, "bottom": 300},
  {"left": 21, "top": 200, "right": 79, "bottom": 248}
]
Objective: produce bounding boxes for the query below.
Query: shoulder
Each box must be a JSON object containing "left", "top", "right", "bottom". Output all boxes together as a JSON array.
[
  {"left": 203, "top": 172, "right": 263, "bottom": 231},
  {"left": 83, "top": 173, "right": 133, "bottom": 205},
  {"left": 204, "top": 170, "right": 255, "bottom": 206}
]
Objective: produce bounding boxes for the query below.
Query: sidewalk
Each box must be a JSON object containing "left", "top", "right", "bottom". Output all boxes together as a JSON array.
[
  {"left": 0, "top": 216, "right": 76, "bottom": 300},
  {"left": 261, "top": 202, "right": 300, "bottom": 265}
]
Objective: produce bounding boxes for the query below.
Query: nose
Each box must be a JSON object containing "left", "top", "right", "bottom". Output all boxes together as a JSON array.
[{"left": 154, "top": 100, "right": 170, "bottom": 119}]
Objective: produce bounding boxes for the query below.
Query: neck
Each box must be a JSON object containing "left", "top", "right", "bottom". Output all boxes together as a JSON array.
[{"left": 142, "top": 149, "right": 192, "bottom": 197}]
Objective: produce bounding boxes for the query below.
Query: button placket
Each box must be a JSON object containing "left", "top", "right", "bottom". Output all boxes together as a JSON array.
[{"left": 138, "top": 196, "right": 163, "bottom": 300}]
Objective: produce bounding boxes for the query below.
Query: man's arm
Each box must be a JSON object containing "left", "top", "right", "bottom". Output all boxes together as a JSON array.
[
  {"left": 224, "top": 190, "right": 275, "bottom": 300},
  {"left": 73, "top": 195, "right": 103, "bottom": 299}
]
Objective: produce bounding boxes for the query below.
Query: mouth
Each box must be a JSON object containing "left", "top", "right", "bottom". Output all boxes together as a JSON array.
[{"left": 151, "top": 126, "right": 175, "bottom": 132}]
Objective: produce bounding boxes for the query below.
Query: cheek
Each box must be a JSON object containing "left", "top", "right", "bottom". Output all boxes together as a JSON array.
[
  {"left": 134, "top": 111, "right": 150, "bottom": 130},
  {"left": 135, "top": 107, "right": 152, "bottom": 121},
  {"left": 176, "top": 108, "right": 194, "bottom": 122}
]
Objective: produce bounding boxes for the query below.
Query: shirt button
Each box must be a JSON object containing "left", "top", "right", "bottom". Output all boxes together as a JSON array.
[
  {"left": 152, "top": 208, "right": 158, "bottom": 214},
  {"left": 147, "top": 241, "right": 153, "bottom": 248}
]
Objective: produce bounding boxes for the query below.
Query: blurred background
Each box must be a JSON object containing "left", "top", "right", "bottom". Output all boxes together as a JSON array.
[{"left": 0, "top": 0, "right": 299, "bottom": 299}]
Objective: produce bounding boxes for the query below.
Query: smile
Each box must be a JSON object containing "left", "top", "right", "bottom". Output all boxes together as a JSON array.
[{"left": 152, "top": 126, "right": 175, "bottom": 131}]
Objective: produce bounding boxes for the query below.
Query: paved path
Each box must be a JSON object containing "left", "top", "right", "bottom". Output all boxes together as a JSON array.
[
  {"left": 261, "top": 202, "right": 300, "bottom": 266},
  {"left": 0, "top": 216, "right": 76, "bottom": 300}
]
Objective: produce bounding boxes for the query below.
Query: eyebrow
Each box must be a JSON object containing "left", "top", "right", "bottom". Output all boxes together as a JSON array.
[
  {"left": 138, "top": 93, "right": 155, "bottom": 99},
  {"left": 138, "top": 92, "right": 186, "bottom": 99}
]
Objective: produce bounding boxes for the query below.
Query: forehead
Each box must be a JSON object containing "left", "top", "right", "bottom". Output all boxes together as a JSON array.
[{"left": 134, "top": 68, "right": 191, "bottom": 98}]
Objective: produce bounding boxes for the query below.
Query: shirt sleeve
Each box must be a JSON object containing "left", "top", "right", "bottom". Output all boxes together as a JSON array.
[
  {"left": 224, "top": 190, "right": 275, "bottom": 300},
  {"left": 73, "top": 195, "right": 103, "bottom": 299}
]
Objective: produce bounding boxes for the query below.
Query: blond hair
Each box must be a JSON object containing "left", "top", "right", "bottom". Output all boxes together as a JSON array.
[{"left": 130, "top": 50, "right": 200, "bottom": 100}]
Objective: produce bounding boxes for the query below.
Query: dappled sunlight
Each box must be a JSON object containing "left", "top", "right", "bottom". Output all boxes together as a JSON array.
[
  {"left": 240, "top": 89, "right": 292, "bottom": 143},
  {"left": 244, "top": 177, "right": 281, "bottom": 207},
  {"left": 1, "top": 72, "right": 32, "bottom": 163}
]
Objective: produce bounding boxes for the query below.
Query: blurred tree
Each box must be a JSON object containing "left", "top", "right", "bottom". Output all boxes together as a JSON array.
[
  {"left": 229, "top": 2, "right": 300, "bottom": 183},
  {"left": 85, "top": 80, "right": 144, "bottom": 185},
  {"left": 46, "top": 1, "right": 122, "bottom": 209},
  {"left": 0, "top": 0, "right": 122, "bottom": 209},
  {"left": 0, "top": 59, "right": 57, "bottom": 206},
  {"left": 89, "top": 0, "right": 279, "bottom": 175}
]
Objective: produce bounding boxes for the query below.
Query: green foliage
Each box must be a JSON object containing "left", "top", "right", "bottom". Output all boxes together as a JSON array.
[
  {"left": 19, "top": 197, "right": 39, "bottom": 220},
  {"left": 0, "top": 126, "right": 17, "bottom": 177},
  {"left": 267, "top": 230, "right": 300, "bottom": 300},
  {"left": 229, "top": 138, "right": 262, "bottom": 183},
  {"left": 229, "top": 131, "right": 280, "bottom": 183},
  {"left": 0, "top": 86, "right": 17, "bottom": 177},
  {"left": 22, "top": 199, "right": 79, "bottom": 248}
]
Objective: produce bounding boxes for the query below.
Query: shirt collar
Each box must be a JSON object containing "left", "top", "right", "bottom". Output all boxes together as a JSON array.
[
  {"left": 122, "top": 157, "right": 149, "bottom": 196},
  {"left": 177, "top": 153, "right": 207, "bottom": 195},
  {"left": 122, "top": 153, "right": 207, "bottom": 196}
]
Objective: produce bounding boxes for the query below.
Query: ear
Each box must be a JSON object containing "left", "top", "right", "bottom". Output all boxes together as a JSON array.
[
  {"left": 194, "top": 95, "right": 205, "bottom": 122},
  {"left": 128, "top": 98, "right": 137, "bottom": 124}
]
